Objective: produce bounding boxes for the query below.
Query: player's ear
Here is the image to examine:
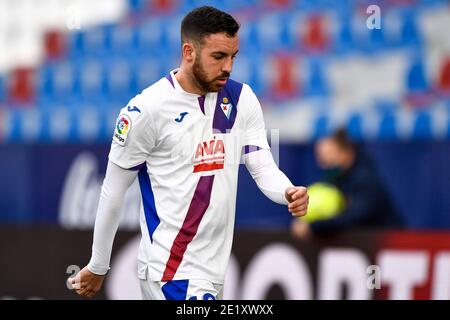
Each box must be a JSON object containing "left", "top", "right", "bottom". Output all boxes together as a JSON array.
[{"left": 182, "top": 43, "right": 195, "bottom": 62}]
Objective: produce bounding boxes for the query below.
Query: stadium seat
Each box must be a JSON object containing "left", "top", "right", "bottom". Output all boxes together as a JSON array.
[
  {"left": 303, "top": 14, "right": 330, "bottom": 53},
  {"left": 40, "top": 61, "right": 78, "bottom": 104},
  {"left": 231, "top": 53, "right": 253, "bottom": 85},
  {"left": 304, "top": 58, "right": 329, "bottom": 97},
  {"left": 44, "top": 30, "right": 67, "bottom": 61},
  {"left": 134, "top": 56, "right": 166, "bottom": 92},
  {"left": 406, "top": 57, "right": 429, "bottom": 92},
  {"left": 437, "top": 56, "right": 450, "bottom": 96},
  {"left": 83, "top": 25, "right": 110, "bottom": 58},
  {"left": 412, "top": 110, "right": 433, "bottom": 139},
  {"left": 366, "top": 26, "right": 385, "bottom": 53},
  {"left": 378, "top": 111, "right": 398, "bottom": 140},
  {"left": 284, "top": 11, "right": 303, "bottom": 51},
  {"left": 108, "top": 24, "right": 137, "bottom": 57},
  {"left": 0, "top": 76, "right": 5, "bottom": 103},
  {"left": 346, "top": 113, "right": 363, "bottom": 140},
  {"left": 255, "top": 13, "right": 286, "bottom": 52},
  {"left": 238, "top": 20, "right": 260, "bottom": 55},
  {"left": 136, "top": 19, "right": 165, "bottom": 54},
  {"left": 127, "top": 0, "right": 148, "bottom": 12},
  {"left": 312, "top": 114, "right": 329, "bottom": 140},
  {"left": 149, "top": 0, "right": 177, "bottom": 13},
  {"left": 270, "top": 54, "right": 300, "bottom": 99},
  {"left": 405, "top": 57, "right": 434, "bottom": 107},
  {"left": 7, "top": 67, "right": 36, "bottom": 106},
  {"left": 104, "top": 58, "right": 135, "bottom": 101},
  {"left": 400, "top": 11, "right": 421, "bottom": 46},
  {"left": 75, "top": 104, "right": 103, "bottom": 142},
  {"left": 333, "top": 14, "right": 353, "bottom": 54},
  {"left": 77, "top": 59, "right": 106, "bottom": 103}
]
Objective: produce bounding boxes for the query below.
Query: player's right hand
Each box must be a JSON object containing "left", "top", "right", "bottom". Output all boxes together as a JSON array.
[{"left": 68, "top": 266, "right": 105, "bottom": 298}]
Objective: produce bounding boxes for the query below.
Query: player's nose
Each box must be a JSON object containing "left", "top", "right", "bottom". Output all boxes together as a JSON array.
[{"left": 221, "top": 57, "right": 233, "bottom": 74}]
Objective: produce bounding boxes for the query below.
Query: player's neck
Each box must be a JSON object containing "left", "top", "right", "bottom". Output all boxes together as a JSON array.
[{"left": 175, "top": 68, "right": 206, "bottom": 96}]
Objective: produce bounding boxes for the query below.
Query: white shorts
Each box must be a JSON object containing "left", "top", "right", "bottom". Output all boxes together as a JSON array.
[{"left": 139, "top": 272, "right": 223, "bottom": 300}]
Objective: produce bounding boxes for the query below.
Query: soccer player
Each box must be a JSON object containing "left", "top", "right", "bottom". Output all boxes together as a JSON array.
[{"left": 69, "top": 6, "right": 308, "bottom": 300}]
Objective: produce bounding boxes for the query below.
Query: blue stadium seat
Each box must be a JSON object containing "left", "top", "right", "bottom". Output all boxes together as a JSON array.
[
  {"left": 447, "top": 108, "right": 450, "bottom": 139},
  {"left": 53, "top": 62, "right": 78, "bottom": 103},
  {"left": 45, "top": 106, "right": 78, "bottom": 142},
  {"left": 136, "top": 18, "right": 166, "bottom": 55},
  {"left": 400, "top": 11, "right": 421, "bottom": 46},
  {"left": 412, "top": 111, "right": 432, "bottom": 139},
  {"left": 253, "top": 53, "right": 270, "bottom": 96},
  {"left": 36, "top": 62, "right": 78, "bottom": 105},
  {"left": 366, "top": 26, "right": 385, "bottom": 53},
  {"left": 333, "top": 14, "right": 353, "bottom": 54},
  {"left": 312, "top": 114, "right": 330, "bottom": 140},
  {"left": 104, "top": 57, "right": 135, "bottom": 101},
  {"left": 36, "top": 66, "right": 51, "bottom": 102},
  {"left": 69, "top": 26, "right": 110, "bottom": 58},
  {"left": 4, "top": 109, "right": 20, "bottom": 141},
  {"left": 160, "top": 15, "right": 184, "bottom": 53},
  {"left": 255, "top": 13, "right": 287, "bottom": 52},
  {"left": 77, "top": 59, "right": 106, "bottom": 103},
  {"left": 293, "top": 0, "right": 318, "bottom": 11},
  {"left": 127, "top": 0, "right": 147, "bottom": 12},
  {"left": 67, "top": 30, "right": 85, "bottom": 58},
  {"left": 304, "top": 58, "right": 329, "bottom": 97},
  {"left": 406, "top": 57, "right": 429, "bottom": 93},
  {"left": 0, "top": 75, "right": 5, "bottom": 103},
  {"left": 238, "top": 20, "right": 260, "bottom": 55},
  {"left": 231, "top": 53, "right": 253, "bottom": 85},
  {"left": 133, "top": 55, "right": 167, "bottom": 92},
  {"left": 378, "top": 111, "right": 398, "bottom": 140},
  {"left": 75, "top": 104, "right": 103, "bottom": 142},
  {"left": 283, "top": 11, "right": 302, "bottom": 50},
  {"left": 108, "top": 24, "right": 137, "bottom": 57},
  {"left": 346, "top": 113, "right": 363, "bottom": 141}
]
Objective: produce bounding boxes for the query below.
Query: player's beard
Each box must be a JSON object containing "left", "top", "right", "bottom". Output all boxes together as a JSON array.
[{"left": 192, "top": 56, "right": 229, "bottom": 93}]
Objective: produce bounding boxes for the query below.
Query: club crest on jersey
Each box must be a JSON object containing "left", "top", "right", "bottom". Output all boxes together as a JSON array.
[
  {"left": 193, "top": 138, "right": 225, "bottom": 173},
  {"left": 113, "top": 114, "right": 131, "bottom": 146},
  {"left": 220, "top": 97, "right": 233, "bottom": 119}
]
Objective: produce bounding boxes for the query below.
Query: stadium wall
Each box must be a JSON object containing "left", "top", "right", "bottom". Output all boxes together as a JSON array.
[{"left": 1, "top": 227, "right": 449, "bottom": 300}]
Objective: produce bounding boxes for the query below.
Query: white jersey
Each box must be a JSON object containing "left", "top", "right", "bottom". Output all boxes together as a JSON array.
[{"left": 109, "top": 69, "right": 270, "bottom": 284}]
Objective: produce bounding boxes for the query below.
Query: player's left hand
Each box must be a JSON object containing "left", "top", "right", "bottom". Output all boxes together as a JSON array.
[
  {"left": 285, "top": 186, "right": 309, "bottom": 217},
  {"left": 68, "top": 266, "right": 105, "bottom": 298}
]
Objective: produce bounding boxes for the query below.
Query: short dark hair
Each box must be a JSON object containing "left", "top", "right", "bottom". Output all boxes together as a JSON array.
[
  {"left": 331, "top": 128, "right": 357, "bottom": 152},
  {"left": 181, "top": 6, "right": 240, "bottom": 45}
]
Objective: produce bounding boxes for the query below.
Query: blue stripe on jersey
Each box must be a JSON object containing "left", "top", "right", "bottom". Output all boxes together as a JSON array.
[
  {"left": 161, "top": 279, "right": 189, "bottom": 300},
  {"left": 242, "top": 145, "right": 262, "bottom": 154},
  {"left": 138, "top": 164, "right": 160, "bottom": 243},
  {"left": 213, "top": 78, "right": 243, "bottom": 133}
]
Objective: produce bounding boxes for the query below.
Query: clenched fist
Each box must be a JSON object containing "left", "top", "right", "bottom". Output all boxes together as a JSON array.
[
  {"left": 285, "top": 186, "right": 309, "bottom": 217},
  {"left": 68, "top": 266, "right": 105, "bottom": 298}
]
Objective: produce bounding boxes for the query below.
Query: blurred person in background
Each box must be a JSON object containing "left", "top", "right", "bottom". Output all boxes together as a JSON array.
[
  {"left": 68, "top": 6, "right": 309, "bottom": 300},
  {"left": 291, "top": 128, "right": 404, "bottom": 240}
]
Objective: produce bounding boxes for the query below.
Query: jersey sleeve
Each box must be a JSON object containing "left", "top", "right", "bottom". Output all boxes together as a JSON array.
[
  {"left": 108, "top": 95, "right": 156, "bottom": 169},
  {"left": 242, "top": 84, "right": 270, "bottom": 150}
]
